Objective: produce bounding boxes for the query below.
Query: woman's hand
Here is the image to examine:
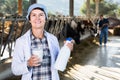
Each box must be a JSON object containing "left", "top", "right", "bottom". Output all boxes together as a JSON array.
[
  {"left": 27, "top": 55, "right": 41, "bottom": 67},
  {"left": 64, "top": 40, "right": 75, "bottom": 51}
]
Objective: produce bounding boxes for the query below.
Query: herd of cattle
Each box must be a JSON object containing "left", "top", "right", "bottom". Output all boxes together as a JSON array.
[
  {"left": 0, "top": 15, "right": 120, "bottom": 58},
  {"left": 46, "top": 16, "right": 99, "bottom": 42}
]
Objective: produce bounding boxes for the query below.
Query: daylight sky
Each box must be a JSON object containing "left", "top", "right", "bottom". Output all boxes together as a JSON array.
[
  {"left": 37, "top": 0, "right": 85, "bottom": 16},
  {"left": 37, "top": 0, "right": 119, "bottom": 16}
]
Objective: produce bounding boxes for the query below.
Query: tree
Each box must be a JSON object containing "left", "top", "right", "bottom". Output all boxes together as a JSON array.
[
  {"left": 0, "top": 0, "right": 18, "bottom": 15},
  {"left": 81, "top": 0, "right": 119, "bottom": 17},
  {"left": 0, "top": 0, "right": 29, "bottom": 16},
  {"left": 93, "top": 0, "right": 103, "bottom": 16},
  {"left": 22, "top": 0, "right": 30, "bottom": 16}
]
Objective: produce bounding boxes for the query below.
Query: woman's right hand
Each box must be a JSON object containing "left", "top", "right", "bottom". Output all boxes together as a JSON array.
[{"left": 27, "top": 55, "right": 40, "bottom": 67}]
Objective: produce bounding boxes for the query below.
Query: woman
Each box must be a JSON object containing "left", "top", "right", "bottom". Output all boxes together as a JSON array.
[{"left": 11, "top": 3, "right": 73, "bottom": 80}]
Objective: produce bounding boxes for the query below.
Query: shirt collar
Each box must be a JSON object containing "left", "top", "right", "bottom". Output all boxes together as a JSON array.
[{"left": 30, "top": 29, "right": 47, "bottom": 40}]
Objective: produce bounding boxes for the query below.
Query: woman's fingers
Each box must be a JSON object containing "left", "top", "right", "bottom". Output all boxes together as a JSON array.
[{"left": 27, "top": 55, "right": 41, "bottom": 67}]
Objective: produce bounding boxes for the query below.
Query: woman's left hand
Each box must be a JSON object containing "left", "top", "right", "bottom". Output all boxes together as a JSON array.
[{"left": 64, "top": 40, "right": 75, "bottom": 51}]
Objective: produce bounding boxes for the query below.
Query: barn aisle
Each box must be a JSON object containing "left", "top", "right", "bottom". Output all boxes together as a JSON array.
[{"left": 60, "top": 36, "right": 120, "bottom": 80}]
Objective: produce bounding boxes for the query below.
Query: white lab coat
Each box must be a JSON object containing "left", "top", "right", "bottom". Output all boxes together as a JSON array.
[{"left": 11, "top": 30, "right": 60, "bottom": 80}]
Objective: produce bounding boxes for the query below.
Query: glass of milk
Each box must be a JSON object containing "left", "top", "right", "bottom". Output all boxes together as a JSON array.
[{"left": 32, "top": 46, "right": 43, "bottom": 63}]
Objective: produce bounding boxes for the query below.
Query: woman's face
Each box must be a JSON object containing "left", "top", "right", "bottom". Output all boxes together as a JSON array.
[{"left": 29, "top": 9, "right": 46, "bottom": 29}]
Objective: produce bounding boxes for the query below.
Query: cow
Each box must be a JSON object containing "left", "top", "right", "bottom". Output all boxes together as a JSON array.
[{"left": 61, "top": 19, "right": 80, "bottom": 44}]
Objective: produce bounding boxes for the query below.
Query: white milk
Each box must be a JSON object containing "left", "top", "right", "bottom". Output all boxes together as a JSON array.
[
  {"left": 54, "top": 37, "right": 73, "bottom": 71},
  {"left": 32, "top": 47, "right": 43, "bottom": 62}
]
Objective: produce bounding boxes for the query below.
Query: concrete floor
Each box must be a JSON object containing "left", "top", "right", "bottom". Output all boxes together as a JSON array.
[
  {"left": 60, "top": 36, "right": 120, "bottom": 80},
  {"left": 87, "top": 36, "right": 120, "bottom": 67}
]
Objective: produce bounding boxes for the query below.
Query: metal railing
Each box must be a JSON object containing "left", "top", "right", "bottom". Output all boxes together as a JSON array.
[{"left": 0, "top": 16, "right": 30, "bottom": 59}]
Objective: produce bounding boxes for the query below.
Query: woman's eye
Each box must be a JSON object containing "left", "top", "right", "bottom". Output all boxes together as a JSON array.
[
  {"left": 39, "top": 13, "right": 44, "bottom": 16},
  {"left": 32, "top": 14, "right": 36, "bottom": 16},
  {"left": 31, "top": 13, "right": 45, "bottom": 17}
]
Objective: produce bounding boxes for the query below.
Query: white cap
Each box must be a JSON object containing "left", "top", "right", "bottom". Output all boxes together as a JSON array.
[{"left": 26, "top": 3, "right": 48, "bottom": 20}]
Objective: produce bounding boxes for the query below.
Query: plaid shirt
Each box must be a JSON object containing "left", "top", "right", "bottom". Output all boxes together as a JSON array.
[{"left": 30, "top": 30, "right": 52, "bottom": 80}]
